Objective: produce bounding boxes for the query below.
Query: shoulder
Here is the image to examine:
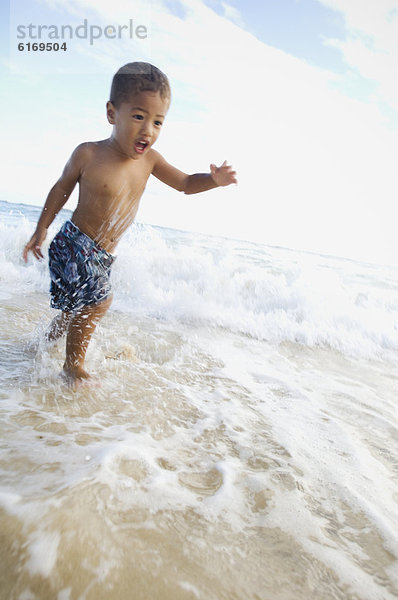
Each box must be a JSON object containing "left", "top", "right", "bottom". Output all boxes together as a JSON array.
[
  {"left": 147, "top": 148, "right": 167, "bottom": 171},
  {"left": 71, "top": 141, "right": 99, "bottom": 160},
  {"left": 67, "top": 141, "right": 106, "bottom": 172},
  {"left": 148, "top": 148, "right": 161, "bottom": 162},
  {"left": 60, "top": 142, "right": 99, "bottom": 181},
  {"left": 66, "top": 141, "right": 96, "bottom": 166}
]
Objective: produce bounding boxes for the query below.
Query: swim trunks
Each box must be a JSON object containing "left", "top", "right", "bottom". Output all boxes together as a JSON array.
[{"left": 48, "top": 220, "right": 115, "bottom": 312}]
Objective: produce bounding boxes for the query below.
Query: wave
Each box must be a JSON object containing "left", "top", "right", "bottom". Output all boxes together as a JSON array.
[{"left": 2, "top": 206, "right": 398, "bottom": 362}]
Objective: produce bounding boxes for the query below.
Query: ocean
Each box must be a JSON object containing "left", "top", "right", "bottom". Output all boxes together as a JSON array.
[{"left": 0, "top": 198, "right": 397, "bottom": 600}]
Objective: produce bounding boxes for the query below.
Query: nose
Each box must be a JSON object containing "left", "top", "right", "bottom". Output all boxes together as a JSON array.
[{"left": 140, "top": 119, "right": 153, "bottom": 137}]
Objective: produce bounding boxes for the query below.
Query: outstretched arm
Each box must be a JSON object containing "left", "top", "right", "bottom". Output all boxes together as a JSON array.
[
  {"left": 152, "top": 151, "right": 237, "bottom": 195},
  {"left": 23, "top": 144, "right": 89, "bottom": 262}
]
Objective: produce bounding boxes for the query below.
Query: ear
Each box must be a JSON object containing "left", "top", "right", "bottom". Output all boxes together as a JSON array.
[{"left": 106, "top": 101, "right": 116, "bottom": 124}]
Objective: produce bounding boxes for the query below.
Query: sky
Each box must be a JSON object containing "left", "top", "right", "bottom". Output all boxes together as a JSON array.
[{"left": 1, "top": 0, "right": 398, "bottom": 267}]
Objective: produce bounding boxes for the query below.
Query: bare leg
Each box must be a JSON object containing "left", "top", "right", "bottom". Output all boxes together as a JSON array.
[
  {"left": 46, "top": 311, "right": 72, "bottom": 342},
  {"left": 63, "top": 296, "right": 112, "bottom": 389}
]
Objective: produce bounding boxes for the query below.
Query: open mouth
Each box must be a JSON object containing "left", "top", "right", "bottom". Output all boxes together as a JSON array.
[{"left": 134, "top": 140, "right": 149, "bottom": 154}]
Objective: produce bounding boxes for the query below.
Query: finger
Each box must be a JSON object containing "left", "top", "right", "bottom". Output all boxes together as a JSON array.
[
  {"left": 29, "top": 246, "right": 40, "bottom": 261},
  {"left": 34, "top": 246, "right": 44, "bottom": 260}
]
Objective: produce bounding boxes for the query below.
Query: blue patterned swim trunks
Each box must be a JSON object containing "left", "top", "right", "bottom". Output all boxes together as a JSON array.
[{"left": 48, "top": 220, "right": 115, "bottom": 312}]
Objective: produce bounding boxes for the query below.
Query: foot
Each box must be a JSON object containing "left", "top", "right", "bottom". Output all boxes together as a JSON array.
[{"left": 61, "top": 364, "right": 100, "bottom": 390}]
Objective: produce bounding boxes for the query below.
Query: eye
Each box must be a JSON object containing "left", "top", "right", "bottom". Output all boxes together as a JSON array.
[
  {"left": 132, "top": 114, "right": 144, "bottom": 120},
  {"left": 154, "top": 120, "right": 163, "bottom": 127}
]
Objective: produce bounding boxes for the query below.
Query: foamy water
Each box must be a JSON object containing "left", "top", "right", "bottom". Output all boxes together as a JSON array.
[{"left": 0, "top": 200, "right": 397, "bottom": 599}]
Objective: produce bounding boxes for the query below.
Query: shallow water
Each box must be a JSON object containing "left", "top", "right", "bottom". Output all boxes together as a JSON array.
[{"left": 0, "top": 200, "right": 397, "bottom": 599}]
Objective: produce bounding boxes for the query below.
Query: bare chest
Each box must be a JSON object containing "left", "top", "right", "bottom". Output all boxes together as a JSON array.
[{"left": 80, "top": 160, "right": 151, "bottom": 202}]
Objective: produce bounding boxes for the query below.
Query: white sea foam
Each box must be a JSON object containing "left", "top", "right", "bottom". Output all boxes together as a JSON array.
[
  {"left": 4, "top": 204, "right": 397, "bottom": 362},
  {"left": 0, "top": 200, "right": 397, "bottom": 600}
]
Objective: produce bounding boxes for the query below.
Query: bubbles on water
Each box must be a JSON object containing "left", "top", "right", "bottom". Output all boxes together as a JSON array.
[
  {"left": 1, "top": 207, "right": 397, "bottom": 599},
  {"left": 107, "top": 223, "right": 398, "bottom": 362}
]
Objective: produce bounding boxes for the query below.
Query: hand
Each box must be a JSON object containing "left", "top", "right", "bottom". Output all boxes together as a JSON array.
[
  {"left": 23, "top": 228, "right": 47, "bottom": 262},
  {"left": 210, "top": 160, "right": 238, "bottom": 187}
]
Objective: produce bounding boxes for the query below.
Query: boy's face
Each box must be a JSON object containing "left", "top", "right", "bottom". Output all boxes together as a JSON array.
[{"left": 106, "top": 90, "right": 170, "bottom": 159}]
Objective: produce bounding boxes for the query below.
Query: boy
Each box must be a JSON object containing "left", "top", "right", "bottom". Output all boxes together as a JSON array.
[{"left": 23, "top": 62, "right": 237, "bottom": 389}]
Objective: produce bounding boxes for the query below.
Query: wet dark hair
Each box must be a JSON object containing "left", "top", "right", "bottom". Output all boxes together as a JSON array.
[{"left": 109, "top": 62, "right": 171, "bottom": 107}]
